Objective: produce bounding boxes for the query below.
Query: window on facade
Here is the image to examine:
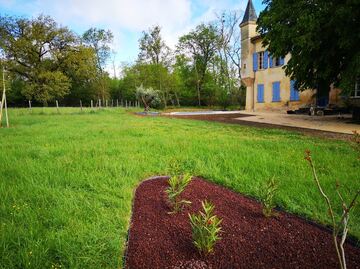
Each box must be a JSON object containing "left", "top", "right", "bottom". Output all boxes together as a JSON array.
[
  {"left": 269, "top": 56, "right": 285, "bottom": 68},
  {"left": 273, "top": 58, "right": 281, "bottom": 67},
  {"left": 257, "top": 84, "right": 264, "bottom": 103},
  {"left": 353, "top": 80, "right": 360, "bottom": 98},
  {"left": 258, "top": 52, "right": 264, "bottom": 70},
  {"left": 290, "top": 80, "right": 300, "bottom": 101},
  {"left": 272, "top": 82, "right": 281, "bottom": 102}
]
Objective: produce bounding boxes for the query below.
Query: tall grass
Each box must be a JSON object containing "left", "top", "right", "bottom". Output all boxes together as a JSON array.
[{"left": 0, "top": 108, "right": 359, "bottom": 268}]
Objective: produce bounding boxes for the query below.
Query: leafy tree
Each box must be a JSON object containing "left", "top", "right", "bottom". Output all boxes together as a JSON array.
[
  {"left": 82, "top": 27, "right": 114, "bottom": 72},
  {"left": 178, "top": 24, "right": 220, "bottom": 106},
  {"left": 257, "top": 0, "right": 360, "bottom": 98},
  {"left": 138, "top": 25, "right": 171, "bottom": 66},
  {"left": 22, "top": 71, "right": 70, "bottom": 105},
  {"left": 60, "top": 46, "right": 99, "bottom": 105},
  {"left": 0, "top": 15, "right": 76, "bottom": 104}
]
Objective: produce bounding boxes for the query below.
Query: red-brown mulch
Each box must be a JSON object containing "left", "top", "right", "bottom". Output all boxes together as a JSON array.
[{"left": 125, "top": 177, "right": 360, "bottom": 269}]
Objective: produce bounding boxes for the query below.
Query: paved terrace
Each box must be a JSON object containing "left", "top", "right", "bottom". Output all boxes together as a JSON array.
[{"left": 166, "top": 110, "right": 359, "bottom": 140}]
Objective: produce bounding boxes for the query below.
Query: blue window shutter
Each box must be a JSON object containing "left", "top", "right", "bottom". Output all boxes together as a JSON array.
[
  {"left": 253, "top": 53, "right": 258, "bottom": 72},
  {"left": 290, "top": 80, "right": 300, "bottom": 101},
  {"left": 272, "top": 82, "right": 281, "bottom": 102},
  {"left": 269, "top": 56, "right": 273, "bottom": 68},
  {"left": 263, "top": 51, "right": 269, "bottom": 69},
  {"left": 257, "top": 84, "right": 264, "bottom": 103},
  {"left": 279, "top": 57, "right": 285, "bottom": 66}
]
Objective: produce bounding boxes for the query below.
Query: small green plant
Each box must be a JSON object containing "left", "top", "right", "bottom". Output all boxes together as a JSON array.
[
  {"left": 189, "top": 200, "right": 222, "bottom": 254},
  {"left": 261, "top": 177, "right": 278, "bottom": 217},
  {"left": 165, "top": 174, "right": 192, "bottom": 214}
]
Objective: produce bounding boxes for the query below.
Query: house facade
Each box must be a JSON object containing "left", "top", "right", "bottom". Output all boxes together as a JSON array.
[{"left": 240, "top": 0, "right": 341, "bottom": 111}]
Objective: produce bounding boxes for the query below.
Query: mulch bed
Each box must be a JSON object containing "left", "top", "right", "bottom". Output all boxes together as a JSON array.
[
  {"left": 125, "top": 177, "right": 360, "bottom": 269},
  {"left": 165, "top": 113, "right": 353, "bottom": 141}
]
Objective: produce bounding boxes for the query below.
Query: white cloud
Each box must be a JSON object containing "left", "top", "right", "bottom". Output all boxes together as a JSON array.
[
  {"left": 31, "top": 0, "right": 192, "bottom": 32},
  {"left": 1, "top": 0, "right": 250, "bottom": 67}
]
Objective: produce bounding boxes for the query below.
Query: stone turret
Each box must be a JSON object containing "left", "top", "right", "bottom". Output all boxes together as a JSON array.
[
  {"left": 240, "top": 0, "right": 258, "bottom": 110},
  {"left": 240, "top": 0, "right": 258, "bottom": 80}
]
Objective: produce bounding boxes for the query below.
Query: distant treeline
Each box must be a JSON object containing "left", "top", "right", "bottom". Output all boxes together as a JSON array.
[{"left": 0, "top": 12, "right": 246, "bottom": 109}]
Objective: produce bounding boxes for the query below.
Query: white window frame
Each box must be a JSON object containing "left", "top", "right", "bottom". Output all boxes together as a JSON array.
[{"left": 353, "top": 81, "right": 360, "bottom": 98}]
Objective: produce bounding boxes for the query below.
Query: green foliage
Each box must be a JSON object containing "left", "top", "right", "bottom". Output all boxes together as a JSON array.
[
  {"left": 135, "top": 84, "right": 160, "bottom": 111},
  {"left": 165, "top": 173, "right": 192, "bottom": 214},
  {"left": 82, "top": 27, "right": 114, "bottom": 72},
  {"left": 257, "top": 0, "right": 360, "bottom": 95},
  {"left": 189, "top": 200, "right": 222, "bottom": 254},
  {"left": 0, "top": 15, "right": 113, "bottom": 105},
  {"left": 178, "top": 23, "right": 220, "bottom": 106},
  {"left": 138, "top": 25, "right": 171, "bottom": 65},
  {"left": 261, "top": 177, "right": 278, "bottom": 218}
]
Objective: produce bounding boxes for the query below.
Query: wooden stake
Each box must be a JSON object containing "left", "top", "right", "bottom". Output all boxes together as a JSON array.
[
  {"left": 125, "top": 100, "right": 128, "bottom": 108},
  {"left": 99, "top": 99, "right": 101, "bottom": 109},
  {"left": 111, "top": 99, "right": 114, "bottom": 107},
  {"left": 116, "top": 99, "right": 119, "bottom": 107},
  {"left": 80, "top": 100, "right": 83, "bottom": 111},
  {"left": 91, "top": 100, "right": 94, "bottom": 109},
  {"left": 56, "top": 100, "right": 59, "bottom": 113},
  {"left": 4, "top": 94, "right": 8, "bottom": 127},
  {"left": 0, "top": 65, "right": 9, "bottom": 127},
  {"left": 29, "top": 100, "right": 32, "bottom": 111}
]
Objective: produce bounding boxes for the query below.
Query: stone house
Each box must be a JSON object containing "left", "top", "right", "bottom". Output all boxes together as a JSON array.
[{"left": 240, "top": 0, "right": 345, "bottom": 112}]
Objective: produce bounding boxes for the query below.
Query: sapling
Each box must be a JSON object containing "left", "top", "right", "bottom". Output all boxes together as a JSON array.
[
  {"left": 135, "top": 84, "right": 160, "bottom": 112},
  {"left": 189, "top": 200, "right": 222, "bottom": 254},
  {"left": 261, "top": 177, "right": 278, "bottom": 218},
  {"left": 305, "top": 150, "right": 359, "bottom": 269},
  {"left": 165, "top": 173, "right": 192, "bottom": 214}
]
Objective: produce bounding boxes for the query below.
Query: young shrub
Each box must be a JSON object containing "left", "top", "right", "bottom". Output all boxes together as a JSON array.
[
  {"left": 135, "top": 84, "right": 160, "bottom": 112},
  {"left": 189, "top": 200, "right": 222, "bottom": 255},
  {"left": 305, "top": 149, "right": 359, "bottom": 269},
  {"left": 261, "top": 177, "right": 278, "bottom": 218},
  {"left": 165, "top": 174, "right": 192, "bottom": 214}
]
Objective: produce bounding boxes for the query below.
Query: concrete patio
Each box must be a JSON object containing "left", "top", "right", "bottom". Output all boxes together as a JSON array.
[{"left": 237, "top": 111, "right": 359, "bottom": 134}]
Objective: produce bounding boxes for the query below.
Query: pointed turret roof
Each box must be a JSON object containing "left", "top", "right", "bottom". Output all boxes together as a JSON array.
[{"left": 241, "top": 0, "right": 257, "bottom": 25}]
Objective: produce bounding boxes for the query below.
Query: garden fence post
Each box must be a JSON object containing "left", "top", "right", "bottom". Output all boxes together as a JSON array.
[
  {"left": 125, "top": 100, "right": 128, "bottom": 108},
  {"left": 80, "top": 100, "right": 83, "bottom": 112},
  {"left": 4, "top": 94, "right": 8, "bottom": 127},
  {"left": 91, "top": 100, "right": 93, "bottom": 110},
  {"left": 56, "top": 100, "right": 59, "bottom": 113},
  {"left": 99, "top": 99, "right": 101, "bottom": 109},
  {"left": 116, "top": 99, "right": 119, "bottom": 107},
  {"left": 29, "top": 100, "right": 32, "bottom": 111}
]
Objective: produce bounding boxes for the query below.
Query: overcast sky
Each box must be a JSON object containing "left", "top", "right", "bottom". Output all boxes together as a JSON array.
[{"left": 0, "top": 0, "right": 265, "bottom": 74}]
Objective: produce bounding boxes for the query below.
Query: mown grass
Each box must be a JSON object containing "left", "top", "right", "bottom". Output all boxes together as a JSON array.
[{"left": 0, "top": 107, "right": 359, "bottom": 269}]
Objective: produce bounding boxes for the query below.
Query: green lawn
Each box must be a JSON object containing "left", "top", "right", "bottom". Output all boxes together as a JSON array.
[{"left": 0, "top": 108, "right": 359, "bottom": 269}]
